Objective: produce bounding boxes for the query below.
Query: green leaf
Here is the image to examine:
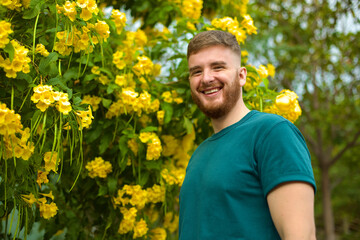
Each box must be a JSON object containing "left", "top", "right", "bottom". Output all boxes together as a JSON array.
[
  {"left": 22, "top": 0, "right": 43, "bottom": 19},
  {"left": 99, "top": 133, "right": 112, "bottom": 154},
  {"left": 140, "top": 126, "right": 158, "bottom": 132},
  {"left": 39, "top": 52, "right": 58, "bottom": 74},
  {"left": 4, "top": 42, "right": 15, "bottom": 61},
  {"left": 183, "top": 117, "right": 193, "bottom": 134},
  {"left": 97, "top": 185, "right": 108, "bottom": 196},
  {"left": 161, "top": 102, "right": 173, "bottom": 124},
  {"left": 139, "top": 172, "right": 150, "bottom": 186},
  {"left": 118, "top": 135, "right": 129, "bottom": 159},
  {"left": 107, "top": 177, "right": 117, "bottom": 195},
  {"left": 102, "top": 98, "right": 112, "bottom": 109},
  {"left": 83, "top": 74, "right": 96, "bottom": 82}
]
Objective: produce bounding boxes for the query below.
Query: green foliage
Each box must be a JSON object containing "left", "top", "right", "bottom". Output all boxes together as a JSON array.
[{"left": 0, "top": 0, "right": 291, "bottom": 239}]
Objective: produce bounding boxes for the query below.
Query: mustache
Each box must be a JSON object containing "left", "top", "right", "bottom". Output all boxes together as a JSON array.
[{"left": 197, "top": 82, "right": 224, "bottom": 91}]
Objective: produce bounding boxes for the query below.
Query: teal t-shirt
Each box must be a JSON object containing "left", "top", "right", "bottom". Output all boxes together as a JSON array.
[{"left": 179, "top": 110, "right": 316, "bottom": 240}]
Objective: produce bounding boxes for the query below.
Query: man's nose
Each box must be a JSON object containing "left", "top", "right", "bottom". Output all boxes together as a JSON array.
[{"left": 202, "top": 69, "right": 214, "bottom": 84}]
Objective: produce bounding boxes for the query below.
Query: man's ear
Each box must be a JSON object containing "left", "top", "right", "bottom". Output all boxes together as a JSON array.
[{"left": 239, "top": 67, "right": 247, "bottom": 87}]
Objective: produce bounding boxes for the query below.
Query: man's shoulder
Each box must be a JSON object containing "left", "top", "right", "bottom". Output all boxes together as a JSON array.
[{"left": 246, "top": 110, "right": 289, "bottom": 128}]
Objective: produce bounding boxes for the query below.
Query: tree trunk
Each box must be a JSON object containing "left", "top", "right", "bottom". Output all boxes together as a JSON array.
[{"left": 321, "top": 166, "right": 336, "bottom": 240}]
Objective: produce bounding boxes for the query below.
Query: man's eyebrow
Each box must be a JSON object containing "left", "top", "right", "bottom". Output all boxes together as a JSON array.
[
  {"left": 189, "top": 66, "right": 201, "bottom": 73},
  {"left": 210, "top": 61, "right": 227, "bottom": 66}
]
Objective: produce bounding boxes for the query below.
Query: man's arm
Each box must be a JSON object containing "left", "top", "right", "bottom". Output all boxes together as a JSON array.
[{"left": 267, "top": 181, "right": 316, "bottom": 240}]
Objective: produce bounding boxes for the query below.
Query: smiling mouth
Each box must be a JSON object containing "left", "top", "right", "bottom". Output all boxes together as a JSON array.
[{"left": 202, "top": 87, "right": 222, "bottom": 95}]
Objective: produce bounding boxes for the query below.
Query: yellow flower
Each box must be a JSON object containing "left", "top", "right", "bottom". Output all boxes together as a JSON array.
[
  {"left": 21, "top": 193, "right": 37, "bottom": 205},
  {"left": 91, "top": 66, "right": 100, "bottom": 75},
  {"left": 94, "top": 20, "right": 110, "bottom": 42},
  {"left": 36, "top": 170, "right": 49, "bottom": 187},
  {"left": 44, "top": 151, "right": 60, "bottom": 173},
  {"left": 115, "top": 75, "right": 126, "bottom": 87},
  {"left": 146, "top": 184, "right": 165, "bottom": 203},
  {"left": 56, "top": 99, "right": 72, "bottom": 115},
  {"left": 161, "top": 91, "right": 173, "bottom": 103},
  {"left": 85, "top": 157, "right": 112, "bottom": 178},
  {"left": 257, "top": 65, "right": 269, "bottom": 79},
  {"left": 132, "top": 56, "right": 154, "bottom": 77},
  {"left": 35, "top": 44, "right": 50, "bottom": 57},
  {"left": 186, "top": 22, "right": 196, "bottom": 31},
  {"left": 267, "top": 63, "right": 275, "bottom": 78},
  {"left": 81, "top": 95, "right": 102, "bottom": 111},
  {"left": 163, "top": 212, "right": 179, "bottom": 233},
  {"left": 157, "top": 110, "right": 165, "bottom": 125},
  {"left": 39, "top": 202, "right": 58, "bottom": 219},
  {"left": 127, "top": 138, "right": 139, "bottom": 156},
  {"left": 133, "top": 219, "right": 148, "bottom": 239},
  {"left": 266, "top": 89, "right": 302, "bottom": 123},
  {"left": 241, "top": 14, "right": 257, "bottom": 35},
  {"left": 76, "top": 106, "right": 94, "bottom": 129},
  {"left": 80, "top": 8, "right": 93, "bottom": 21},
  {"left": 0, "top": 21, "right": 13, "bottom": 48},
  {"left": 39, "top": 191, "right": 55, "bottom": 200},
  {"left": 150, "top": 227, "right": 167, "bottom": 240},
  {"left": 181, "top": 0, "right": 203, "bottom": 20},
  {"left": 111, "top": 9, "right": 127, "bottom": 34}
]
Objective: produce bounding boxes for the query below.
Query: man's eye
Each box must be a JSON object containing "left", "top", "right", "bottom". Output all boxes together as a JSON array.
[
  {"left": 192, "top": 71, "right": 201, "bottom": 76},
  {"left": 213, "top": 66, "right": 224, "bottom": 70}
]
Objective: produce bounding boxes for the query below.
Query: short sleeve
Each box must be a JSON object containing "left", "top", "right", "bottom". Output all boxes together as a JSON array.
[{"left": 256, "top": 121, "right": 316, "bottom": 197}]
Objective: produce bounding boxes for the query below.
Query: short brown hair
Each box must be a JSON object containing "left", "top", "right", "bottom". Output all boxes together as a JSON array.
[{"left": 187, "top": 30, "right": 241, "bottom": 60}]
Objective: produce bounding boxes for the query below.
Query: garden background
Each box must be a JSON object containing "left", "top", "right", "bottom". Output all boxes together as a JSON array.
[{"left": 0, "top": 0, "right": 359, "bottom": 239}]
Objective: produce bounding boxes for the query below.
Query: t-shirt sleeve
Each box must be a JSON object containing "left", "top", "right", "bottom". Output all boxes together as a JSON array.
[{"left": 256, "top": 120, "right": 316, "bottom": 197}]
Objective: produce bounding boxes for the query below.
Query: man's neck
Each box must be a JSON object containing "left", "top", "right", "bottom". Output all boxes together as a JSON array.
[{"left": 211, "top": 101, "right": 250, "bottom": 133}]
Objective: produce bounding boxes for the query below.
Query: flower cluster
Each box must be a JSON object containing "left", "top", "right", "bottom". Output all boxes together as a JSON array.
[
  {"left": 0, "top": 40, "right": 31, "bottom": 78},
  {"left": 241, "top": 14, "right": 257, "bottom": 35},
  {"left": 161, "top": 168, "right": 186, "bottom": 186},
  {"left": 106, "top": 88, "right": 160, "bottom": 118},
  {"left": 181, "top": 0, "right": 203, "bottom": 20},
  {"left": 0, "top": 0, "right": 30, "bottom": 10},
  {"left": 21, "top": 191, "right": 58, "bottom": 219},
  {"left": 211, "top": 15, "right": 257, "bottom": 44},
  {"left": 0, "top": 20, "right": 12, "bottom": 48},
  {"left": 117, "top": 207, "right": 148, "bottom": 238},
  {"left": 139, "top": 132, "right": 162, "bottom": 160},
  {"left": 163, "top": 212, "right": 179, "bottom": 233},
  {"left": 76, "top": 106, "right": 94, "bottom": 129},
  {"left": 30, "top": 85, "right": 72, "bottom": 114},
  {"left": 56, "top": 0, "right": 99, "bottom": 22},
  {"left": 265, "top": 90, "right": 302, "bottom": 123},
  {"left": 114, "top": 184, "right": 165, "bottom": 209},
  {"left": 111, "top": 9, "right": 127, "bottom": 34},
  {"left": 132, "top": 56, "right": 154, "bottom": 77},
  {"left": 114, "top": 184, "right": 165, "bottom": 237},
  {"left": 35, "top": 43, "right": 50, "bottom": 57},
  {"left": 81, "top": 95, "right": 102, "bottom": 111},
  {"left": 0, "top": 103, "right": 34, "bottom": 160},
  {"left": 85, "top": 157, "right": 113, "bottom": 178},
  {"left": 161, "top": 90, "right": 183, "bottom": 104},
  {"left": 54, "top": 22, "right": 109, "bottom": 56},
  {"left": 36, "top": 151, "right": 61, "bottom": 187},
  {"left": 244, "top": 64, "right": 275, "bottom": 91},
  {"left": 150, "top": 227, "right": 167, "bottom": 240}
]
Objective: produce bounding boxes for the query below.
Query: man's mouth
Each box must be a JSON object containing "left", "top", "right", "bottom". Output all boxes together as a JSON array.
[{"left": 202, "top": 87, "right": 222, "bottom": 95}]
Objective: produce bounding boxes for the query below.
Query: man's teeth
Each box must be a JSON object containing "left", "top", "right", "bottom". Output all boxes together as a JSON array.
[{"left": 204, "top": 88, "right": 219, "bottom": 94}]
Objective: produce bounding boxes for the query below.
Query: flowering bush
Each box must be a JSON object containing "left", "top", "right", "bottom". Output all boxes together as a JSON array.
[{"left": 0, "top": 0, "right": 302, "bottom": 239}]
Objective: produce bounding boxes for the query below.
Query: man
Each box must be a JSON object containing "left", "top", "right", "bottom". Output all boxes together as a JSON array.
[{"left": 179, "top": 30, "right": 317, "bottom": 240}]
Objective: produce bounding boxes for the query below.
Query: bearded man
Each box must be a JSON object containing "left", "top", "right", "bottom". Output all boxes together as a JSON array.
[{"left": 179, "top": 30, "right": 317, "bottom": 240}]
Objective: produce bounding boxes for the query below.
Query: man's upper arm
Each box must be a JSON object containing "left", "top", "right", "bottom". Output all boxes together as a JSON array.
[{"left": 267, "top": 181, "right": 316, "bottom": 240}]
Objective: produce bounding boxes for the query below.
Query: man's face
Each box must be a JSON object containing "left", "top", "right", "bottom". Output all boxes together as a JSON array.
[{"left": 188, "top": 45, "right": 245, "bottom": 119}]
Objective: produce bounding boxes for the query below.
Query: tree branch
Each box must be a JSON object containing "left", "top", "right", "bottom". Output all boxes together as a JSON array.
[{"left": 330, "top": 130, "right": 360, "bottom": 166}]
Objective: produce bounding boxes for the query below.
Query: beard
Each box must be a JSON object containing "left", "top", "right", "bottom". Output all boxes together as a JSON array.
[{"left": 191, "top": 75, "right": 241, "bottom": 119}]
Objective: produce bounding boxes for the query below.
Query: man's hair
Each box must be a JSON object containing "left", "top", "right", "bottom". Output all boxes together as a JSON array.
[{"left": 187, "top": 30, "right": 241, "bottom": 60}]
